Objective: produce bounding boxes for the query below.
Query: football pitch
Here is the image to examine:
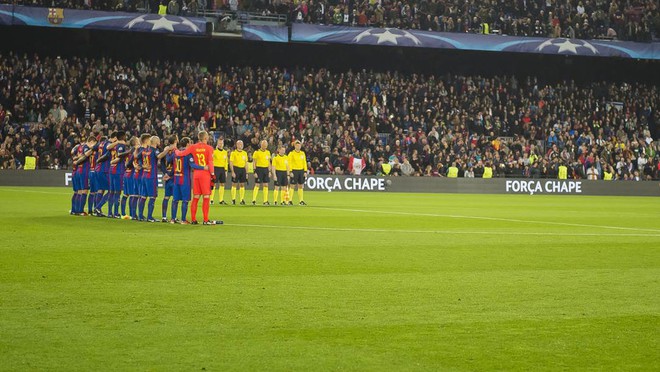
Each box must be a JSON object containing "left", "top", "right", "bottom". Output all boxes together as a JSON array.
[{"left": 0, "top": 187, "right": 658, "bottom": 371}]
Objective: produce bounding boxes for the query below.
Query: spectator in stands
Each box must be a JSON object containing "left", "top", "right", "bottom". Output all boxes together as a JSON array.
[
  {"left": 586, "top": 164, "right": 599, "bottom": 180},
  {"left": 157, "top": 0, "right": 167, "bottom": 14},
  {"left": 3, "top": 0, "right": 659, "bottom": 41},
  {"left": 186, "top": 0, "right": 198, "bottom": 15},
  {"left": 0, "top": 52, "right": 657, "bottom": 180},
  {"left": 400, "top": 156, "right": 414, "bottom": 176},
  {"left": 167, "top": 0, "right": 179, "bottom": 15}
]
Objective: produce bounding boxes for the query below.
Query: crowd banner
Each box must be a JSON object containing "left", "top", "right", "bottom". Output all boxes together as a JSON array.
[
  {"left": 1, "top": 171, "right": 658, "bottom": 197},
  {"left": 0, "top": 4, "right": 206, "bottom": 35},
  {"left": 291, "top": 23, "right": 660, "bottom": 60},
  {"left": 242, "top": 25, "right": 288, "bottom": 43}
]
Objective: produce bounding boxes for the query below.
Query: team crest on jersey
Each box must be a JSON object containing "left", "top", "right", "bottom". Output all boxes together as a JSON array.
[{"left": 47, "top": 8, "right": 64, "bottom": 25}]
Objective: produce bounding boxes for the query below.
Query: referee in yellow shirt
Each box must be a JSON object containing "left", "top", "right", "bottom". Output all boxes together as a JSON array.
[
  {"left": 230, "top": 140, "right": 248, "bottom": 205},
  {"left": 251, "top": 140, "right": 272, "bottom": 205},
  {"left": 287, "top": 139, "right": 308, "bottom": 205},
  {"left": 212, "top": 137, "right": 228, "bottom": 205},
  {"left": 271, "top": 145, "right": 290, "bottom": 205}
]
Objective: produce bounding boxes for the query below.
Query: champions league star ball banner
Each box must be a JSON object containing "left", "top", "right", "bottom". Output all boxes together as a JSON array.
[
  {"left": 291, "top": 23, "right": 660, "bottom": 60},
  {"left": 242, "top": 25, "right": 288, "bottom": 43},
  {"left": 0, "top": 5, "right": 206, "bottom": 35}
]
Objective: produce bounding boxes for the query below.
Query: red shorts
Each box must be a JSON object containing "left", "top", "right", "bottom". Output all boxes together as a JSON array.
[{"left": 193, "top": 172, "right": 211, "bottom": 195}]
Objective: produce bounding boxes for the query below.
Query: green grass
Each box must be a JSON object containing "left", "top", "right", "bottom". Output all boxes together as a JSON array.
[{"left": 0, "top": 187, "right": 658, "bottom": 371}]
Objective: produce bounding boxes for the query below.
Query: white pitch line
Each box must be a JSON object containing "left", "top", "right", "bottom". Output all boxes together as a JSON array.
[
  {"left": 2, "top": 188, "right": 658, "bottom": 234},
  {"left": 227, "top": 223, "right": 660, "bottom": 238},
  {"left": 309, "top": 206, "right": 660, "bottom": 234},
  {"left": 0, "top": 188, "right": 71, "bottom": 195}
]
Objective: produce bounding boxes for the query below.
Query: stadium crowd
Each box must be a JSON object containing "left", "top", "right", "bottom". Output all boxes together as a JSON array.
[
  {"left": 1, "top": 0, "right": 657, "bottom": 41},
  {"left": 0, "top": 52, "right": 657, "bottom": 180},
  {"left": 285, "top": 0, "right": 658, "bottom": 42}
]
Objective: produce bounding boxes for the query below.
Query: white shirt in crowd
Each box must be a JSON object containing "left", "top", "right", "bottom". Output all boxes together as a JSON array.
[
  {"left": 162, "top": 117, "right": 172, "bottom": 130},
  {"left": 352, "top": 157, "right": 364, "bottom": 175},
  {"left": 586, "top": 167, "right": 599, "bottom": 180},
  {"left": 637, "top": 155, "right": 647, "bottom": 171}
]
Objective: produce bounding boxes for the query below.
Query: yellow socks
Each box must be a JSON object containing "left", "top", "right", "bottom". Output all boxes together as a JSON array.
[
  {"left": 252, "top": 185, "right": 259, "bottom": 202},
  {"left": 262, "top": 186, "right": 268, "bottom": 203},
  {"left": 231, "top": 186, "right": 236, "bottom": 201},
  {"left": 239, "top": 186, "right": 245, "bottom": 201},
  {"left": 298, "top": 188, "right": 304, "bottom": 201},
  {"left": 273, "top": 189, "right": 279, "bottom": 203}
]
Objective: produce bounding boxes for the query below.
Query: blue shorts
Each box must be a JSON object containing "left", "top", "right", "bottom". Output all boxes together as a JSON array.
[
  {"left": 109, "top": 173, "right": 122, "bottom": 193},
  {"left": 96, "top": 172, "right": 109, "bottom": 191},
  {"left": 138, "top": 178, "right": 145, "bottom": 197},
  {"left": 123, "top": 175, "right": 132, "bottom": 195},
  {"left": 72, "top": 172, "right": 80, "bottom": 192},
  {"left": 132, "top": 176, "right": 140, "bottom": 195},
  {"left": 140, "top": 177, "right": 158, "bottom": 198},
  {"left": 164, "top": 179, "right": 174, "bottom": 198},
  {"left": 173, "top": 182, "right": 191, "bottom": 202},
  {"left": 78, "top": 172, "right": 89, "bottom": 190},
  {"left": 89, "top": 172, "right": 98, "bottom": 192}
]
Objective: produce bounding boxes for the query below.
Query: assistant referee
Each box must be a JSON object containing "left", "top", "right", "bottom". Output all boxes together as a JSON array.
[
  {"left": 230, "top": 140, "right": 248, "bottom": 205},
  {"left": 212, "top": 137, "right": 228, "bottom": 205},
  {"left": 251, "top": 140, "right": 272, "bottom": 205},
  {"left": 287, "top": 139, "right": 308, "bottom": 205},
  {"left": 271, "top": 145, "right": 290, "bottom": 205}
]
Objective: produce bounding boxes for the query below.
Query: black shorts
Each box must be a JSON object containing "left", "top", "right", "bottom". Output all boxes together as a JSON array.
[
  {"left": 255, "top": 167, "right": 270, "bottom": 184},
  {"left": 232, "top": 167, "right": 247, "bottom": 183},
  {"left": 214, "top": 167, "right": 226, "bottom": 184},
  {"left": 275, "top": 170, "right": 288, "bottom": 187},
  {"left": 291, "top": 170, "right": 306, "bottom": 185}
]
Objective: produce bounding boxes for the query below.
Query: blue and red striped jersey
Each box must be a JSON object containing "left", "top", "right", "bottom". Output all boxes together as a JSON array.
[
  {"left": 110, "top": 143, "right": 126, "bottom": 175},
  {"left": 173, "top": 154, "right": 194, "bottom": 185},
  {"left": 124, "top": 152, "right": 134, "bottom": 177},
  {"left": 71, "top": 144, "right": 79, "bottom": 173},
  {"left": 165, "top": 153, "right": 175, "bottom": 177},
  {"left": 134, "top": 147, "right": 143, "bottom": 179},
  {"left": 88, "top": 144, "right": 98, "bottom": 171},
  {"left": 140, "top": 146, "right": 159, "bottom": 179},
  {"left": 95, "top": 140, "right": 111, "bottom": 173},
  {"left": 76, "top": 144, "right": 91, "bottom": 175}
]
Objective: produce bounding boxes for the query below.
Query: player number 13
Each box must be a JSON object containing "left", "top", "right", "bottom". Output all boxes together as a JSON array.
[{"left": 196, "top": 154, "right": 207, "bottom": 166}]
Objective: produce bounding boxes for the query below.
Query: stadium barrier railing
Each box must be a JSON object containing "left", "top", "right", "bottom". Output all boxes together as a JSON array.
[{"left": 1, "top": 170, "right": 658, "bottom": 197}]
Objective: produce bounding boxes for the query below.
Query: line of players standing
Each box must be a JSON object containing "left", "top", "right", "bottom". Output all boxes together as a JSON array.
[{"left": 69, "top": 131, "right": 309, "bottom": 224}]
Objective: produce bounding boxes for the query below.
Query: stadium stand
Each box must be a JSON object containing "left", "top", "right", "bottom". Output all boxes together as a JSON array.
[
  {"left": 287, "top": 0, "right": 658, "bottom": 42},
  {"left": 0, "top": 52, "right": 657, "bottom": 179},
  {"left": 2, "top": 0, "right": 657, "bottom": 41}
]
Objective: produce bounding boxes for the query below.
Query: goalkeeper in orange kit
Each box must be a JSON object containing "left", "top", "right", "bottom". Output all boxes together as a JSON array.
[{"left": 173, "top": 131, "right": 218, "bottom": 225}]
